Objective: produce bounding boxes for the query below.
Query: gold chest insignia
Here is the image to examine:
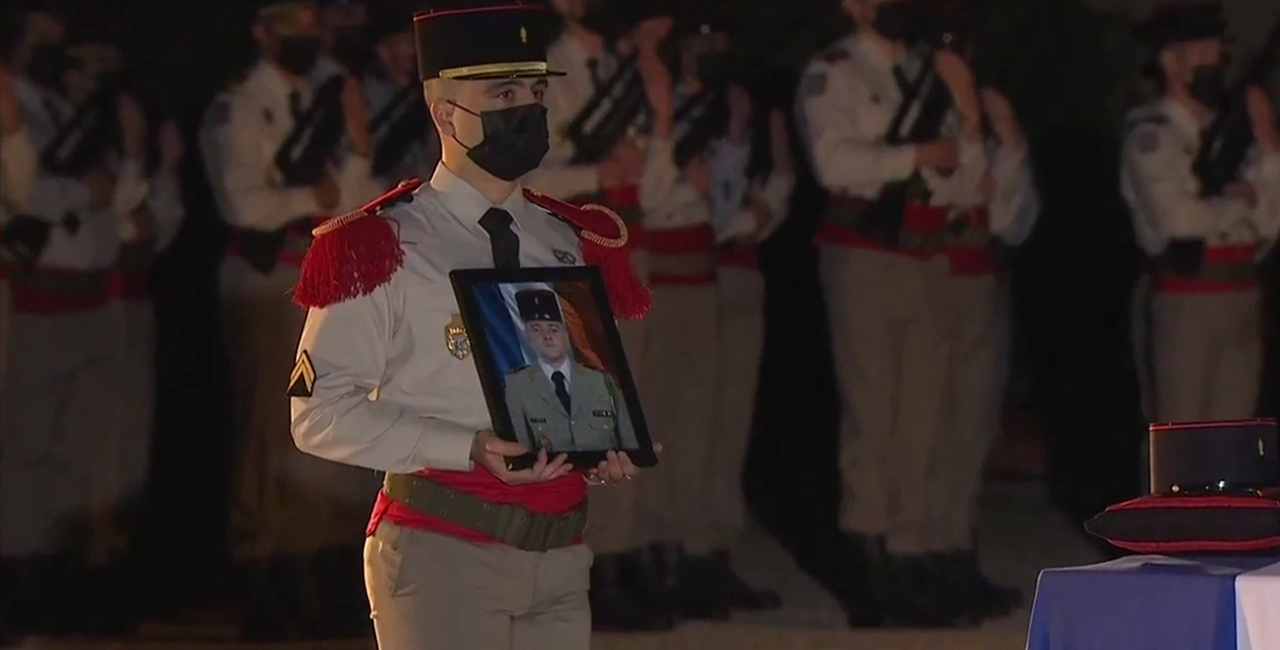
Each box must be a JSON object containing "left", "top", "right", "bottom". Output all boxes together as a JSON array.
[{"left": 445, "top": 313, "right": 471, "bottom": 360}]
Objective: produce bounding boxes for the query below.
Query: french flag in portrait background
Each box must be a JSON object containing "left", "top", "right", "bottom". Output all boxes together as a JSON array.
[{"left": 472, "top": 282, "right": 601, "bottom": 388}]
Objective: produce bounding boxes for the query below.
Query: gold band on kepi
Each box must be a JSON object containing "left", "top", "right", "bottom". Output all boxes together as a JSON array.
[{"left": 413, "top": 1, "right": 564, "bottom": 81}]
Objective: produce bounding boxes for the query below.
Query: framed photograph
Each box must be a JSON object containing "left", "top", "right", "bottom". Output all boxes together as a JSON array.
[{"left": 450, "top": 266, "right": 658, "bottom": 470}]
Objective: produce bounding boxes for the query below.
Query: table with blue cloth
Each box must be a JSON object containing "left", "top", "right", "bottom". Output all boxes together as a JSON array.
[{"left": 1027, "top": 555, "right": 1280, "bottom": 650}]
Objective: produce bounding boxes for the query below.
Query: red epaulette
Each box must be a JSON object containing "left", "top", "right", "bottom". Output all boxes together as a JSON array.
[
  {"left": 292, "top": 178, "right": 424, "bottom": 309},
  {"left": 524, "top": 188, "right": 651, "bottom": 320}
]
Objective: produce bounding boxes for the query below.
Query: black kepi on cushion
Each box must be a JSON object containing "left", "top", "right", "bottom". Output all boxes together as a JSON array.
[{"left": 1086, "top": 418, "right": 1280, "bottom": 554}]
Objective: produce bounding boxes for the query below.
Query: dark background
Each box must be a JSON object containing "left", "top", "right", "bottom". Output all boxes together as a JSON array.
[{"left": 47, "top": 0, "right": 1277, "bottom": 613}]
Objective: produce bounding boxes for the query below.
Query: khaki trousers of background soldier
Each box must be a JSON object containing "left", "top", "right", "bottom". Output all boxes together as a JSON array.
[
  {"left": 365, "top": 523, "right": 592, "bottom": 650},
  {"left": 0, "top": 302, "right": 124, "bottom": 558},
  {"left": 634, "top": 279, "right": 719, "bottom": 554},
  {"left": 819, "top": 246, "right": 950, "bottom": 556},
  {"left": 586, "top": 250, "right": 648, "bottom": 554},
  {"left": 114, "top": 300, "right": 157, "bottom": 518},
  {"left": 222, "top": 271, "right": 378, "bottom": 560},
  {"left": 705, "top": 265, "right": 765, "bottom": 549},
  {"left": 1150, "top": 289, "right": 1263, "bottom": 422},
  {"left": 927, "top": 274, "right": 1008, "bottom": 551}
]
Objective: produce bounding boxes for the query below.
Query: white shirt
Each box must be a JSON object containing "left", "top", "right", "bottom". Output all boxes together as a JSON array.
[
  {"left": 291, "top": 163, "right": 585, "bottom": 474},
  {"left": 540, "top": 357, "right": 572, "bottom": 388},
  {"left": 1120, "top": 97, "right": 1280, "bottom": 257},
  {"left": 12, "top": 77, "right": 118, "bottom": 271},
  {"left": 794, "top": 32, "right": 986, "bottom": 210},
  {"left": 526, "top": 32, "right": 613, "bottom": 200},
  {"left": 0, "top": 123, "right": 38, "bottom": 225}
]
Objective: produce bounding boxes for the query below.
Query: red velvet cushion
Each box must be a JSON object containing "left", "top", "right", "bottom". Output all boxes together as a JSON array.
[{"left": 1085, "top": 494, "right": 1280, "bottom": 554}]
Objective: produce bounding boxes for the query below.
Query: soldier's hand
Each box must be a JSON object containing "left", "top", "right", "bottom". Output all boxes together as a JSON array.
[
  {"left": 0, "top": 63, "right": 21, "bottom": 136},
  {"left": 933, "top": 50, "right": 980, "bottom": 125},
  {"left": 471, "top": 430, "right": 572, "bottom": 485},
  {"left": 637, "top": 50, "right": 673, "bottom": 132},
  {"left": 587, "top": 450, "right": 637, "bottom": 485},
  {"left": 117, "top": 93, "right": 147, "bottom": 160},
  {"left": 603, "top": 140, "right": 644, "bottom": 186},
  {"left": 129, "top": 206, "right": 159, "bottom": 242},
  {"left": 1224, "top": 181, "right": 1259, "bottom": 209},
  {"left": 980, "top": 87, "right": 1024, "bottom": 148},
  {"left": 727, "top": 84, "right": 753, "bottom": 142},
  {"left": 915, "top": 137, "right": 959, "bottom": 170},
  {"left": 311, "top": 173, "right": 341, "bottom": 211},
  {"left": 1245, "top": 85, "right": 1280, "bottom": 153},
  {"left": 159, "top": 120, "right": 184, "bottom": 171},
  {"left": 341, "top": 75, "right": 373, "bottom": 159}
]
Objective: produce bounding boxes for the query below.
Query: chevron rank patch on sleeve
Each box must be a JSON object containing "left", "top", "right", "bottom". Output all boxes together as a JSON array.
[{"left": 288, "top": 350, "right": 317, "bottom": 398}]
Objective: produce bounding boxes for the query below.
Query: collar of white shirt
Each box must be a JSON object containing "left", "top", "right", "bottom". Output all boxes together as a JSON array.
[
  {"left": 429, "top": 162, "right": 528, "bottom": 235},
  {"left": 540, "top": 358, "right": 572, "bottom": 386}
]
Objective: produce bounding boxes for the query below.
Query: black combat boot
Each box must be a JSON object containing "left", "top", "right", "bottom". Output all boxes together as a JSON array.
[
  {"left": 823, "top": 532, "right": 890, "bottom": 627},
  {"left": 708, "top": 549, "right": 781, "bottom": 611},
  {"left": 885, "top": 554, "right": 965, "bottom": 628},
  {"left": 590, "top": 553, "right": 672, "bottom": 631},
  {"left": 951, "top": 549, "right": 1023, "bottom": 619},
  {"left": 649, "top": 541, "right": 731, "bottom": 621},
  {"left": 628, "top": 545, "right": 678, "bottom": 628}
]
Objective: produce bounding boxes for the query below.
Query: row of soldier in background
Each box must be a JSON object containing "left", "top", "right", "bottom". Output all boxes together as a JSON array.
[
  {"left": 0, "top": 0, "right": 438, "bottom": 642},
  {"left": 0, "top": 1, "right": 187, "bottom": 642},
  {"left": 789, "top": 0, "right": 1278, "bottom": 629}
]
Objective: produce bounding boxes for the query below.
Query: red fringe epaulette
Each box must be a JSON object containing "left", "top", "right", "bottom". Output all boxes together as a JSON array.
[
  {"left": 292, "top": 179, "right": 424, "bottom": 309},
  {"left": 523, "top": 188, "right": 651, "bottom": 320}
]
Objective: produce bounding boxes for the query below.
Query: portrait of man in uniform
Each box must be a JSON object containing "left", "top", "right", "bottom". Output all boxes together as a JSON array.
[
  {"left": 504, "top": 288, "right": 639, "bottom": 453},
  {"left": 450, "top": 266, "right": 657, "bottom": 470}
]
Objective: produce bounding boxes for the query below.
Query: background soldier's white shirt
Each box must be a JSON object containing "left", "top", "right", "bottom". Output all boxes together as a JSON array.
[
  {"left": 526, "top": 33, "right": 618, "bottom": 200},
  {"left": 984, "top": 138, "right": 1039, "bottom": 245},
  {"left": 12, "top": 77, "right": 119, "bottom": 271},
  {"left": 1121, "top": 97, "right": 1280, "bottom": 256},
  {"left": 198, "top": 60, "right": 375, "bottom": 234},
  {"left": 0, "top": 122, "right": 38, "bottom": 224},
  {"left": 795, "top": 33, "right": 987, "bottom": 207},
  {"left": 291, "top": 164, "right": 584, "bottom": 474}
]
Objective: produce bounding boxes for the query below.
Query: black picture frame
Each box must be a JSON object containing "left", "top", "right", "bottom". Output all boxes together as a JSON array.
[{"left": 450, "top": 266, "right": 658, "bottom": 470}]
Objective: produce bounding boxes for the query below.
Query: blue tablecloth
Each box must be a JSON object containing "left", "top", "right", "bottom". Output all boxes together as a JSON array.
[{"left": 1026, "top": 555, "right": 1280, "bottom": 650}]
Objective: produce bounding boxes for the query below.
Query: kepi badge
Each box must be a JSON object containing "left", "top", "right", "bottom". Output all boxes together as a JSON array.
[
  {"left": 288, "top": 350, "right": 316, "bottom": 398},
  {"left": 445, "top": 313, "right": 471, "bottom": 360}
]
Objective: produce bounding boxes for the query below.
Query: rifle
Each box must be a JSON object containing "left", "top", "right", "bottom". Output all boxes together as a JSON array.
[
  {"left": 565, "top": 53, "right": 651, "bottom": 164},
  {"left": 39, "top": 82, "right": 122, "bottom": 178},
  {"left": 1193, "top": 19, "right": 1280, "bottom": 197},
  {"left": 370, "top": 83, "right": 429, "bottom": 179},
  {"left": 274, "top": 74, "right": 348, "bottom": 187},
  {"left": 672, "top": 85, "right": 728, "bottom": 168},
  {"left": 853, "top": 56, "right": 955, "bottom": 246}
]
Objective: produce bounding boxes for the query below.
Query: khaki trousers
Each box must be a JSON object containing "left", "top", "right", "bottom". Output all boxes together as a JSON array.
[
  {"left": 222, "top": 287, "right": 379, "bottom": 560},
  {"left": 927, "top": 274, "right": 1008, "bottom": 551},
  {"left": 633, "top": 281, "right": 719, "bottom": 553},
  {"left": 705, "top": 265, "right": 765, "bottom": 550},
  {"left": 114, "top": 300, "right": 156, "bottom": 515},
  {"left": 1150, "top": 289, "right": 1262, "bottom": 422},
  {"left": 585, "top": 251, "right": 647, "bottom": 553},
  {"left": 819, "top": 246, "right": 950, "bottom": 555},
  {"left": 365, "top": 522, "right": 592, "bottom": 650},
  {"left": 0, "top": 302, "right": 124, "bottom": 558}
]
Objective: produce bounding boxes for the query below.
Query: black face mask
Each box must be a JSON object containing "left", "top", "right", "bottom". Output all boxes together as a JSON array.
[
  {"left": 332, "top": 27, "right": 372, "bottom": 72},
  {"left": 873, "top": 0, "right": 916, "bottom": 43},
  {"left": 695, "top": 52, "right": 730, "bottom": 86},
  {"left": 449, "top": 101, "right": 550, "bottom": 181},
  {"left": 276, "top": 35, "right": 322, "bottom": 76},
  {"left": 27, "top": 44, "right": 68, "bottom": 90},
  {"left": 1188, "top": 64, "right": 1225, "bottom": 107}
]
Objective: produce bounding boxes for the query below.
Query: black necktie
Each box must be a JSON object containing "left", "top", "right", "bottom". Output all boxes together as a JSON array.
[
  {"left": 479, "top": 208, "right": 521, "bottom": 269},
  {"left": 586, "top": 58, "right": 602, "bottom": 91},
  {"left": 551, "top": 371, "right": 571, "bottom": 414},
  {"left": 289, "top": 90, "right": 305, "bottom": 121}
]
